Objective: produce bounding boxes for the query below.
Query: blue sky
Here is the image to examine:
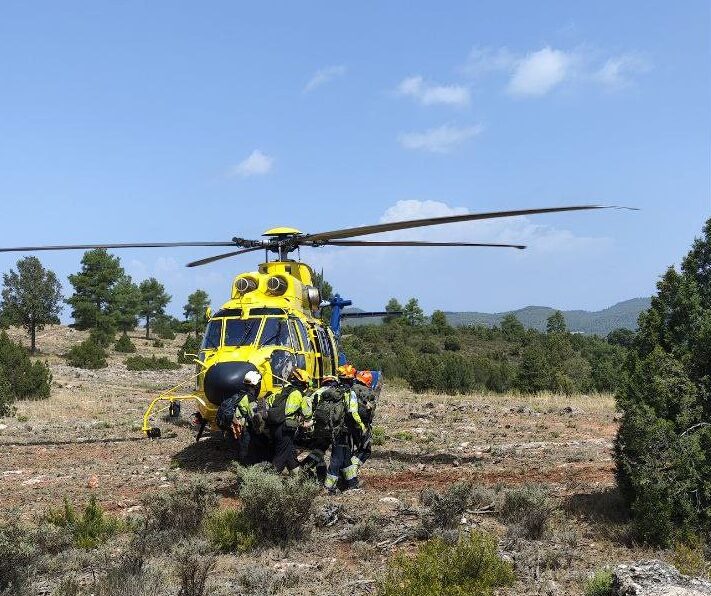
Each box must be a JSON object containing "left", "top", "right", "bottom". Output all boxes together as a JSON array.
[{"left": 0, "top": 1, "right": 708, "bottom": 319}]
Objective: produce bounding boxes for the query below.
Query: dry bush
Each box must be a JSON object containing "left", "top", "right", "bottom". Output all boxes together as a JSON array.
[
  {"left": 418, "top": 480, "right": 472, "bottom": 537},
  {"left": 346, "top": 515, "right": 380, "bottom": 543},
  {"left": 237, "top": 565, "right": 302, "bottom": 596},
  {"left": 0, "top": 517, "right": 37, "bottom": 594},
  {"left": 174, "top": 540, "right": 216, "bottom": 596},
  {"left": 498, "top": 485, "right": 553, "bottom": 540},
  {"left": 232, "top": 464, "right": 319, "bottom": 546},
  {"left": 143, "top": 479, "right": 217, "bottom": 535}
]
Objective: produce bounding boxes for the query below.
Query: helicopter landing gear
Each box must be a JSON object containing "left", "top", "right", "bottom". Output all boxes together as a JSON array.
[
  {"left": 168, "top": 402, "right": 181, "bottom": 418},
  {"left": 146, "top": 427, "right": 162, "bottom": 439}
]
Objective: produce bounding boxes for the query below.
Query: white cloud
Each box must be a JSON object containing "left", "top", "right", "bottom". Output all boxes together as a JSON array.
[
  {"left": 463, "top": 45, "right": 649, "bottom": 97},
  {"left": 304, "top": 65, "right": 346, "bottom": 93},
  {"left": 594, "top": 53, "right": 651, "bottom": 88},
  {"left": 398, "top": 124, "right": 482, "bottom": 153},
  {"left": 507, "top": 47, "right": 573, "bottom": 97},
  {"left": 462, "top": 46, "right": 517, "bottom": 77},
  {"left": 397, "top": 76, "right": 470, "bottom": 106},
  {"left": 227, "top": 150, "right": 273, "bottom": 178}
]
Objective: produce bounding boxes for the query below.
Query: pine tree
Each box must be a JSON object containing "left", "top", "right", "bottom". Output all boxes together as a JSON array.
[
  {"left": 112, "top": 275, "right": 141, "bottom": 335},
  {"left": 1, "top": 257, "right": 63, "bottom": 353},
  {"left": 546, "top": 310, "right": 567, "bottom": 334},
  {"left": 615, "top": 218, "right": 711, "bottom": 545},
  {"left": 403, "top": 298, "right": 426, "bottom": 327},
  {"left": 139, "top": 278, "right": 171, "bottom": 339},
  {"left": 500, "top": 313, "right": 525, "bottom": 341},
  {"left": 66, "top": 249, "right": 124, "bottom": 332},
  {"left": 430, "top": 310, "right": 450, "bottom": 332},
  {"left": 183, "top": 290, "right": 210, "bottom": 337},
  {"left": 383, "top": 298, "right": 403, "bottom": 324}
]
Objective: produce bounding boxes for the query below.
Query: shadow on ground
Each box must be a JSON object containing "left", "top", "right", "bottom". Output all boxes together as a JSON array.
[{"left": 171, "top": 434, "right": 238, "bottom": 472}]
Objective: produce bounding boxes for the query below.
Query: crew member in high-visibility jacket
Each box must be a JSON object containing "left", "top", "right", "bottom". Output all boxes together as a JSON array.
[
  {"left": 267, "top": 368, "right": 312, "bottom": 473},
  {"left": 301, "top": 375, "right": 340, "bottom": 482},
  {"left": 351, "top": 370, "right": 377, "bottom": 470},
  {"left": 325, "top": 364, "right": 366, "bottom": 494},
  {"left": 230, "top": 369, "right": 264, "bottom": 464}
]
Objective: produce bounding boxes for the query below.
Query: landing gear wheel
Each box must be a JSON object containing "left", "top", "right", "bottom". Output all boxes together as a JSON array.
[
  {"left": 169, "top": 402, "right": 181, "bottom": 418},
  {"left": 147, "top": 428, "right": 162, "bottom": 439}
]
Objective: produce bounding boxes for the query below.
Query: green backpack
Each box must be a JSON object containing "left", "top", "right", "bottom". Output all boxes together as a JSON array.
[{"left": 313, "top": 387, "right": 346, "bottom": 440}]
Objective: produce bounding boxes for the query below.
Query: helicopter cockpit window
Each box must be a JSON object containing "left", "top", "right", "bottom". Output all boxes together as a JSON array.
[
  {"left": 259, "top": 318, "right": 293, "bottom": 348},
  {"left": 201, "top": 319, "right": 222, "bottom": 350},
  {"left": 224, "top": 318, "right": 261, "bottom": 347}
]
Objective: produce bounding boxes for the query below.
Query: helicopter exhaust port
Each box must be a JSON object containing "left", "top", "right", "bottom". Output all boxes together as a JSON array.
[
  {"left": 235, "top": 276, "right": 258, "bottom": 294},
  {"left": 266, "top": 275, "right": 288, "bottom": 295}
]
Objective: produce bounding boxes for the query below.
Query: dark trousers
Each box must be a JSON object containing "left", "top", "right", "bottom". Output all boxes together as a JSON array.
[
  {"left": 238, "top": 427, "right": 272, "bottom": 465},
  {"left": 326, "top": 441, "right": 359, "bottom": 491},
  {"left": 352, "top": 426, "right": 372, "bottom": 466},
  {"left": 272, "top": 423, "right": 299, "bottom": 472},
  {"left": 302, "top": 437, "right": 330, "bottom": 484}
]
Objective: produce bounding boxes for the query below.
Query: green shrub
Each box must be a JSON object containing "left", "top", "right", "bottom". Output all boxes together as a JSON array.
[
  {"left": 203, "top": 508, "right": 255, "bottom": 553},
  {"left": 0, "top": 331, "right": 52, "bottom": 400},
  {"left": 178, "top": 335, "right": 201, "bottom": 364},
  {"left": 144, "top": 479, "right": 217, "bottom": 535},
  {"left": 125, "top": 355, "right": 180, "bottom": 371},
  {"left": 443, "top": 337, "right": 461, "bottom": 351},
  {"left": 498, "top": 485, "right": 552, "bottom": 540},
  {"left": 583, "top": 570, "right": 613, "bottom": 596},
  {"left": 114, "top": 334, "right": 137, "bottom": 353},
  {"left": 45, "top": 496, "right": 121, "bottom": 549},
  {"left": 372, "top": 425, "right": 387, "bottom": 446},
  {"left": 153, "top": 315, "right": 178, "bottom": 340},
  {"left": 394, "top": 430, "right": 414, "bottom": 441},
  {"left": 0, "top": 376, "right": 15, "bottom": 417},
  {"left": 672, "top": 536, "right": 709, "bottom": 578},
  {"left": 231, "top": 464, "right": 319, "bottom": 546},
  {"left": 419, "top": 340, "right": 440, "bottom": 354},
  {"left": 174, "top": 540, "right": 216, "bottom": 596},
  {"left": 66, "top": 338, "right": 108, "bottom": 369},
  {"left": 378, "top": 531, "right": 515, "bottom": 596},
  {"left": 88, "top": 324, "right": 116, "bottom": 348},
  {"left": 0, "top": 517, "right": 37, "bottom": 593}
]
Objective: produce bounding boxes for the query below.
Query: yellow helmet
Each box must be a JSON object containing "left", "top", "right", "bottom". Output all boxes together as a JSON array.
[
  {"left": 337, "top": 364, "right": 356, "bottom": 379},
  {"left": 289, "top": 368, "right": 310, "bottom": 384}
]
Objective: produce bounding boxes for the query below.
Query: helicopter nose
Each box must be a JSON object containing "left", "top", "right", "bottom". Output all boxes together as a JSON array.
[{"left": 203, "top": 361, "right": 261, "bottom": 406}]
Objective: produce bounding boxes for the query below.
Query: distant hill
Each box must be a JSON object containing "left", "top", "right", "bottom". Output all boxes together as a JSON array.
[{"left": 343, "top": 297, "right": 651, "bottom": 336}]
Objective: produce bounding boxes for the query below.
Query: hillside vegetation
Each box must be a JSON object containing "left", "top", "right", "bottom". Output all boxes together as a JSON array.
[
  {"left": 344, "top": 297, "right": 650, "bottom": 336},
  {"left": 343, "top": 309, "right": 628, "bottom": 395}
]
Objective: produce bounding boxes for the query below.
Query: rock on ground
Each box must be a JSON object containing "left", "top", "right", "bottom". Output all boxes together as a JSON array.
[{"left": 612, "top": 560, "right": 711, "bottom": 596}]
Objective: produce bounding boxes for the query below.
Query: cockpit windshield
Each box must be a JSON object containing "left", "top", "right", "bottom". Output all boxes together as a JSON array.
[
  {"left": 259, "top": 317, "right": 292, "bottom": 348},
  {"left": 224, "top": 318, "right": 261, "bottom": 347},
  {"left": 201, "top": 319, "right": 222, "bottom": 350}
]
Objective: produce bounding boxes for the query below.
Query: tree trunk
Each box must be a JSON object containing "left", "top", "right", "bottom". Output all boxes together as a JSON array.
[
  {"left": 30, "top": 323, "right": 36, "bottom": 354},
  {"left": 145, "top": 315, "right": 150, "bottom": 339}
]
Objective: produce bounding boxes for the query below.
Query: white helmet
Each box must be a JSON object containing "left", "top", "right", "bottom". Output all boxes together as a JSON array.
[{"left": 244, "top": 370, "right": 262, "bottom": 386}]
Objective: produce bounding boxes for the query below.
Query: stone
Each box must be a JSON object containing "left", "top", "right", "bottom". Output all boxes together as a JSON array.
[{"left": 611, "top": 560, "right": 711, "bottom": 596}]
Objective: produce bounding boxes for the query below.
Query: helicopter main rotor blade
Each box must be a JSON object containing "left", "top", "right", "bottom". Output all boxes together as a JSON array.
[
  {"left": 303, "top": 205, "right": 634, "bottom": 242},
  {"left": 318, "top": 240, "right": 527, "bottom": 249},
  {"left": 186, "top": 246, "right": 265, "bottom": 268},
  {"left": 0, "top": 241, "right": 238, "bottom": 253}
]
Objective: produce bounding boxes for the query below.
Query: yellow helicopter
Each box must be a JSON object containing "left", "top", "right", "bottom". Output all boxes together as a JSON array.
[{"left": 0, "top": 204, "right": 631, "bottom": 439}]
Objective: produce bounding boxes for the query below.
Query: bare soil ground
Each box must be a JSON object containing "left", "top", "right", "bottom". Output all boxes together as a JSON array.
[{"left": 0, "top": 325, "right": 668, "bottom": 595}]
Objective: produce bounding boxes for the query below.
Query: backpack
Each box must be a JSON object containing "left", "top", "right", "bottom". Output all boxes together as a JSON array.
[
  {"left": 216, "top": 396, "right": 239, "bottom": 431},
  {"left": 353, "top": 384, "right": 377, "bottom": 425},
  {"left": 266, "top": 387, "right": 290, "bottom": 426},
  {"left": 313, "top": 386, "right": 346, "bottom": 441}
]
